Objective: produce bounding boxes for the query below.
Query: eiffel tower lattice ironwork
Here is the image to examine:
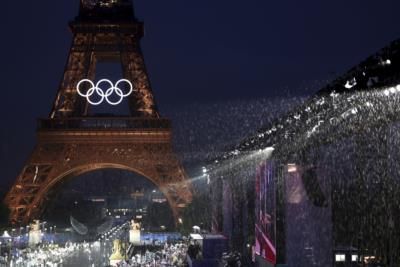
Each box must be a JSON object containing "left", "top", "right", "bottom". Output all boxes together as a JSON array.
[{"left": 5, "top": 0, "right": 192, "bottom": 225}]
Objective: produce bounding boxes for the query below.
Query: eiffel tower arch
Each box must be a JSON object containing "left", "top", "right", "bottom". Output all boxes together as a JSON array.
[{"left": 5, "top": 0, "right": 192, "bottom": 225}]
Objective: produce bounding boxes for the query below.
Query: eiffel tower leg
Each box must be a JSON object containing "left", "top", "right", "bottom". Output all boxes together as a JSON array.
[
  {"left": 5, "top": 147, "right": 55, "bottom": 225},
  {"left": 50, "top": 33, "right": 95, "bottom": 118},
  {"left": 120, "top": 36, "right": 158, "bottom": 117}
]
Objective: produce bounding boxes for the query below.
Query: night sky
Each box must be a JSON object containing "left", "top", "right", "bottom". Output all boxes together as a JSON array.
[{"left": 1, "top": 0, "right": 400, "bottom": 189}]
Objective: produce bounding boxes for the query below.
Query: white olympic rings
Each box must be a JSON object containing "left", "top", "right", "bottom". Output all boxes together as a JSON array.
[{"left": 76, "top": 79, "right": 133, "bottom": 106}]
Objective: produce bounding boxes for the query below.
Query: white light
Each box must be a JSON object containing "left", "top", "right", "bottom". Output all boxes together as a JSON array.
[
  {"left": 33, "top": 166, "right": 39, "bottom": 183},
  {"left": 1, "top": 231, "right": 10, "bottom": 238},
  {"left": 77, "top": 79, "right": 133, "bottom": 106},
  {"left": 384, "top": 89, "right": 390, "bottom": 96},
  {"left": 344, "top": 78, "right": 357, "bottom": 89},
  {"left": 335, "top": 254, "right": 346, "bottom": 262},
  {"left": 262, "top": 147, "right": 275, "bottom": 153},
  {"left": 389, "top": 87, "right": 396, "bottom": 94},
  {"left": 287, "top": 164, "right": 297, "bottom": 173},
  {"left": 351, "top": 254, "right": 358, "bottom": 262}
]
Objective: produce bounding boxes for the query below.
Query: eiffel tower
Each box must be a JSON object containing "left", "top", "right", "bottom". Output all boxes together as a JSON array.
[{"left": 5, "top": 0, "right": 192, "bottom": 225}]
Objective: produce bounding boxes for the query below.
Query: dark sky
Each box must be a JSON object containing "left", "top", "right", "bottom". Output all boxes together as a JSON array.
[{"left": 1, "top": 0, "right": 400, "bottom": 187}]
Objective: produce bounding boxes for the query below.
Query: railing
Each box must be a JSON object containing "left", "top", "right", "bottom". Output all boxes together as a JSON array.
[{"left": 38, "top": 117, "right": 171, "bottom": 130}]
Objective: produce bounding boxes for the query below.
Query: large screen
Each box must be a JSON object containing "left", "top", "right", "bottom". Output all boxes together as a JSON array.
[{"left": 254, "top": 161, "right": 276, "bottom": 264}]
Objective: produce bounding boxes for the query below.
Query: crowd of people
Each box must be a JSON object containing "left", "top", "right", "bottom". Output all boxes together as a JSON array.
[
  {"left": 3, "top": 242, "right": 85, "bottom": 267},
  {"left": 119, "top": 242, "right": 189, "bottom": 267}
]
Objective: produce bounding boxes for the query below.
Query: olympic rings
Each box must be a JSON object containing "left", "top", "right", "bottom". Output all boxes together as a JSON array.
[{"left": 76, "top": 79, "right": 133, "bottom": 106}]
